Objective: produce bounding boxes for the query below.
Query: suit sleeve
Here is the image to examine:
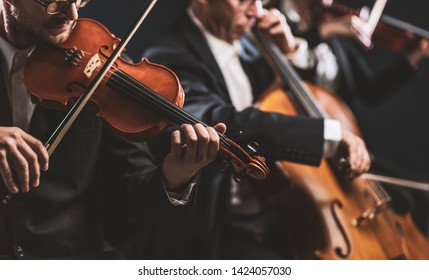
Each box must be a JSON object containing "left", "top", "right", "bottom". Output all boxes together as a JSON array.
[
  {"left": 100, "top": 128, "right": 191, "bottom": 220},
  {"left": 145, "top": 46, "right": 325, "bottom": 165}
]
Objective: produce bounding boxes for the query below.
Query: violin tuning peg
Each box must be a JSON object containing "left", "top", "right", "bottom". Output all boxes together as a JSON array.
[
  {"left": 246, "top": 141, "right": 259, "bottom": 155},
  {"left": 233, "top": 172, "right": 246, "bottom": 183}
]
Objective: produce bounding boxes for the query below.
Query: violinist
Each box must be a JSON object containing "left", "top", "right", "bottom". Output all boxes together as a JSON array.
[
  {"left": 271, "top": 0, "right": 429, "bottom": 106},
  {"left": 0, "top": 0, "right": 227, "bottom": 259},
  {"left": 144, "top": 0, "right": 371, "bottom": 259}
]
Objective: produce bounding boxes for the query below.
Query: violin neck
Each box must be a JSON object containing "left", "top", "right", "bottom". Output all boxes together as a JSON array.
[
  {"left": 107, "top": 69, "right": 201, "bottom": 126},
  {"left": 106, "top": 69, "right": 238, "bottom": 152}
]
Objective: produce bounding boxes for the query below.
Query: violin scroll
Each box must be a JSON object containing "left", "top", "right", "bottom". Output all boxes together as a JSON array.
[{"left": 221, "top": 138, "right": 269, "bottom": 181}]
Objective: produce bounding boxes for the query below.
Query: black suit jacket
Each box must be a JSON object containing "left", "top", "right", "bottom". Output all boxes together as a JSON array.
[
  {"left": 142, "top": 14, "right": 326, "bottom": 259},
  {"left": 145, "top": 14, "right": 325, "bottom": 164},
  {"left": 0, "top": 61, "right": 179, "bottom": 259},
  {"left": 284, "top": 17, "right": 417, "bottom": 107},
  {"left": 326, "top": 36, "right": 416, "bottom": 107}
]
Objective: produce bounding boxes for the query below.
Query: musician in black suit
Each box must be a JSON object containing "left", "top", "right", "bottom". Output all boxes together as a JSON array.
[
  {"left": 271, "top": 0, "right": 429, "bottom": 235},
  {"left": 270, "top": 0, "right": 429, "bottom": 106},
  {"left": 0, "top": 0, "right": 226, "bottom": 259},
  {"left": 143, "top": 0, "right": 371, "bottom": 259}
]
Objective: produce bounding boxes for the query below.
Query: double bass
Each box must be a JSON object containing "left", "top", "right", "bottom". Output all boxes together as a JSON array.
[{"left": 251, "top": 26, "right": 429, "bottom": 259}]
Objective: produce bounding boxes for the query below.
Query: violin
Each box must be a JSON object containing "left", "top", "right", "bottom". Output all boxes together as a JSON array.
[
  {"left": 251, "top": 26, "right": 429, "bottom": 259},
  {"left": 312, "top": 1, "right": 429, "bottom": 52},
  {"left": 1, "top": 17, "right": 269, "bottom": 205},
  {"left": 28, "top": 18, "right": 268, "bottom": 179}
]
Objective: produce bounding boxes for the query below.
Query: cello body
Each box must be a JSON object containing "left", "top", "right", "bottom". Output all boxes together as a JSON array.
[{"left": 257, "top": 83, "right": 429, "bottom": 259}]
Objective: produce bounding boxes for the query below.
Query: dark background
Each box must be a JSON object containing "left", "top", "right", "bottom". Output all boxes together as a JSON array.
[{"left": 81, "top": 0, "right": 429, "bottom": 179}]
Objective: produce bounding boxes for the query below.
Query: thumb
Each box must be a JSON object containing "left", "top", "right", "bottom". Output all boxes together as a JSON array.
[{"left": 213, "top": 123, "right": 227, "bottom": 134}]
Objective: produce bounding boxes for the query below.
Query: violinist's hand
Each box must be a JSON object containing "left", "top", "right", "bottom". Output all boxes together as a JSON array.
[
  {"left": 408, "top": 39, "right": 429, "bottom": 69},
  {"left": 257, "top": 8, "right": 299, "bottom": 54},
  {"left": 0, "top": 127, "right": 49, "bottom": 194},
  {"left": 339, "top": 130, "right": 371, "bottom": 177},
  {"left": 319, "top": 15, "right": 372, "bottom": 49},
  {"left": 162, "top": 123, "right": 226, "bottom": 192}
]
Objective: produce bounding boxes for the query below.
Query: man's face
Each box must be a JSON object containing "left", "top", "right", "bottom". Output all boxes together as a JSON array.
[
  {"left": 6, "top": 0, "right": 78, "bottom": 46},
  {"left": 205, "top": 0, "right": 263, "bottom": 42}
]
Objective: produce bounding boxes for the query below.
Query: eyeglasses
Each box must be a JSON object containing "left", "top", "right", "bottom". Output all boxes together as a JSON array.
[{"left": 36, "top": 0, "right": 91, "bottom": 15}]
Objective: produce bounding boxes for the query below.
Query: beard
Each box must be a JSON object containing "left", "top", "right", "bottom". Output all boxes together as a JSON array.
[{"left": 7, "top": 1, "right": 75, "bottom": 47}]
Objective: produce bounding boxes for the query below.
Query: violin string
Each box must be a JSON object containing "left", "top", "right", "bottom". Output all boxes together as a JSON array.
[
  {"left": 106, "top": 70, "right": 251, "bottom": 163},
  {"left": 89, "top": 60, "right": 212, "bottom": 129},
  {"left": 77, "top": 54, "right": 248, "bottom": 164},
  {"left": 95, "top": 64, "right": 238, "bottom": 156}
]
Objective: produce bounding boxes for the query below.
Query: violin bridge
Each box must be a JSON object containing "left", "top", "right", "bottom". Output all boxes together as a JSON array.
[{"left": 84, "top": 54, "right": 101, "bottom": 79}]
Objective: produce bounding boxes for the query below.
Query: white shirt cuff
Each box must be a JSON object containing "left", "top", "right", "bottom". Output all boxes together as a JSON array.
[
  {"left": 286, "top": 37, "right": 316, "bottom": 70},
  {"left": 323, "top": 119, "right": 342, "bottom": 158},
  {"left": 163, "top": 174, "right": 198, "bottom": 206}
]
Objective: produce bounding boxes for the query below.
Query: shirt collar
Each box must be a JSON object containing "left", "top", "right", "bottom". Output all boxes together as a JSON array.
[
  {"left": 188, "top": 8, "right": 242, "bottom": 67},
  {"left": 0, "top": 35, "right": 35, "bottom": 74}
]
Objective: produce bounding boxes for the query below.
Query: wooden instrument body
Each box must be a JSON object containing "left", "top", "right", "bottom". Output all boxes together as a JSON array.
[{"left": 257, "top": 83, "right": 429, "bottom": 259}]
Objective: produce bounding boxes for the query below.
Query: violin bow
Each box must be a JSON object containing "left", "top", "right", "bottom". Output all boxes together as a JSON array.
[
  {"left": 45, "top": 0, "right": 159, "bottom": 155},
  {"left": 2, "top": 0, "right": 159, "bottom": 205},
  {"left": 366, "top": 0, "right": 388, "bottom": 36}
]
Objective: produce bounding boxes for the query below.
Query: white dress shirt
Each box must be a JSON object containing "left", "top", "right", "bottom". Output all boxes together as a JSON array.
[
  {"left": 280, "top": 0, "right": 341, "bottom": 93},
  {"left": 189, "top": 9, "right": 342, "bottom": 211},
  {"left": 188, "top": 9, "right": 342, "bottom": 157},
  {"left": 188, "top": 9, "right": 253, "bottom": 111}
]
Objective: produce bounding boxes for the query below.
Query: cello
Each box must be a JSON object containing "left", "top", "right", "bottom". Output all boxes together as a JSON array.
[{"left": 251, "top": 25, "right": 429, "bottom": 259}]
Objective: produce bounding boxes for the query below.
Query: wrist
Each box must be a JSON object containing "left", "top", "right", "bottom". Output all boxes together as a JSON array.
[{"left": 162, "top": 165, "right": 196, "bottom": 192}]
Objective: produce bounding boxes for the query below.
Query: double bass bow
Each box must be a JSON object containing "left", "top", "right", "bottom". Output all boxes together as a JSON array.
[
  {"left": 1, "top": 0, "right": 269, "bottom": 204},
  {"left": 251, "top": 25, "right": 429, "bottom": 259}
]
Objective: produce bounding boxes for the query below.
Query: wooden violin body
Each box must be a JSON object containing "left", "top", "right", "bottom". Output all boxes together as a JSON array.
[{"left": 26, "top": 18, "right": 184, "bottom": 142}]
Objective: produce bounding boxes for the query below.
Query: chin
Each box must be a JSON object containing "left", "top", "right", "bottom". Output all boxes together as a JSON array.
[{"left": 44, "top": 30, "right": 71, "bottom": 46}]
